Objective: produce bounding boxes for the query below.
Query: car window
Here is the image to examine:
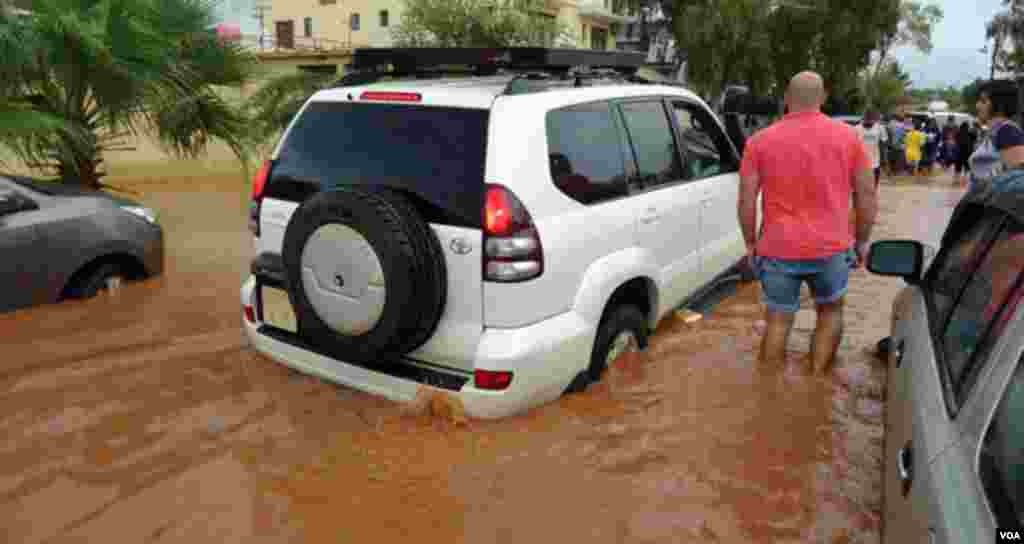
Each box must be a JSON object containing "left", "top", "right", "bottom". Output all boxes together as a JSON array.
[
  {"left": 926, "top": 211, "right": 1005, "bottom": 336},
  {"left": 980, "top": 353, "right": 1024, "bottom": 530},
  {"left": 942, "top": 218, "right": 1024, "bottom": 405},
  {"left": 546, "top": 101, "right": 629, "bottom": 205},
  {"left": 670, "top": 101, "right": 738, "bottom": 179},
  {"left": 268, "top": 101, "right": 489, "bottom": 228},
  {"left": 617, "top": 100, "right": 687, "bottom": 189}
]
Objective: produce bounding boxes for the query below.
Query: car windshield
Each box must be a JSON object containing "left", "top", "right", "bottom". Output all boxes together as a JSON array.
[{"left": 270, "top": 101, "right": 490, "bottom": 228}]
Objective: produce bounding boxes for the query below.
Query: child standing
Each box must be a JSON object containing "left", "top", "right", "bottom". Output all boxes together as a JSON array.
[{"left": 905, "top": 121, "right": 926, "bottom": 176}]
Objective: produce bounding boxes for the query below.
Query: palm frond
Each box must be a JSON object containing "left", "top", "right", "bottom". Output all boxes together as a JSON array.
[
  {"left": 0, "top": 100, "right": 93, "bottom": 174},
  {"left": 149, "top": 87, "right": 251, "bottom": 168},
  {"left": 245, "top": 70, "right": 335, "bottom": 144},
  {"left": 0, "top": 0, "right": 257, "bottom": 186}
]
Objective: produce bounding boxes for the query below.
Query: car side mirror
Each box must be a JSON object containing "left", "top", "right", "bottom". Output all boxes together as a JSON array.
[
  {"left": 0, "top": 191, "right": 37, "bottom": 217},
  {"left": 868, "top": 240, "right": 925, "bottom": 284}
]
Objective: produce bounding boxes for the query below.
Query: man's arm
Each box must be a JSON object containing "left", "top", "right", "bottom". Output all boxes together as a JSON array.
[
  {"left": 738, "top": 171, "right": 761, "bottom": 255},
  {"left": 852, "top": 165, "right": 878, "bottom": 262}
]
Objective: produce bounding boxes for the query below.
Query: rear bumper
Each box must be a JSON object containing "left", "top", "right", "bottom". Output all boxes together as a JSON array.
[{"left": 240, "top": 276, "right": 595, "bottom": 419}]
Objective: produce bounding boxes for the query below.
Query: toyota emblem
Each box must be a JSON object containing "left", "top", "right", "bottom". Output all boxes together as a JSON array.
[{"left": 449, "top": 237, "right": 472, "bottom": 255}]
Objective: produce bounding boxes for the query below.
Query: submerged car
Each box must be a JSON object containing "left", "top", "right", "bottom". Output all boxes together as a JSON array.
[
  {"left": 241, "top": 47, "right": 754, "bottom": 418},
  {"left": 869, "top": 187, "right": 1024, "bottom": 541},
  {"left": 0, "top": 174, "right": 164, "bottom": 313}
]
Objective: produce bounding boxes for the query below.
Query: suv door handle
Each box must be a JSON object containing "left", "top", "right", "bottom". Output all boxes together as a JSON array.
[
  {"left": 894, "top": 339, "right": 906, "bottom": 368},
  {"left": 640, "top": 208, "right": 661, "bottom": 225},
  {"left": 898, "top": 441, "right": 914, "bottom": 497}
]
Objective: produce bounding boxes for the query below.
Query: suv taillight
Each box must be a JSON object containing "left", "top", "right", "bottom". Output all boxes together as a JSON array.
[
  {"left": 249, "top": 160, "right": 271, "bottom": 236},
  {"left": 483, "top": 184, "right": 543, "bottom": 282}
]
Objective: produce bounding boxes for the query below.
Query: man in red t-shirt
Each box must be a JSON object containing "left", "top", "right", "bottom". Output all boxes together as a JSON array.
[{"left": 738, "top": 71, "right": 878, "bottom": 373}]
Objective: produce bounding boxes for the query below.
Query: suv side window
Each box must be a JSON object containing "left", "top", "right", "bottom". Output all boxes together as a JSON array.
[
  {"left": 546, "top": 101, "right": 629, "bottom": 205},
  {"left": 617, "top": 99, "right": 687, "bottom": 189},
  {"left": 940, "top": 217, "right": 1024, "bottom": 406},
  {"left": 980, "top": 354, "right": 1024, "bottom": 529},
  {"left": 669, "top": 100, "right": 739, "bottom": 179}
]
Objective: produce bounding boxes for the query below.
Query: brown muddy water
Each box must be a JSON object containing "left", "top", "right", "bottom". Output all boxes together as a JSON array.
[{"left": 0, "top": 172, "right": 960, "bottom": 543}]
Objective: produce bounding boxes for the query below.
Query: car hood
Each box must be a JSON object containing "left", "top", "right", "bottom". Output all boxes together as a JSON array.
[{"left": 4, "top": 175, "right": 142, "bottom": 207}]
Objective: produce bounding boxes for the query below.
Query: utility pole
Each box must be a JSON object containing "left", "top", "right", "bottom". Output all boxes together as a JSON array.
[{"left": 253, "top": 0, "right": 272, "bottom": 50}]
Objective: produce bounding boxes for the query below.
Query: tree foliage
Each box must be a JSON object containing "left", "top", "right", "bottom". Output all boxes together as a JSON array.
[
  {"left": 961, "top": 79, "right": 985, "bottom": 116},
  {"left": 391, "top": 0, "right": 577, "bottom": 48},
  {"left": 986, "top": 1, "right": 1024, "bottom": 76},
  {"left": 862, "top": 60, "right": 912, "bottom": 114},
  {"left": 244, "top": 69, "right": 336, "bottom": 150},
  {"left": 0, "top": 0, "right": 256, "bottom": 188},
  {"left": 669, "top": 0, "right": 941, "bottom": 113}
]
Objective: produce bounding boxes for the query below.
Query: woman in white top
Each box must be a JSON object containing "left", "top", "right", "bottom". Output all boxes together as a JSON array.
[
  {"left": 969, "top": 79, "right": 1024, "bottom": 193},
  {"left": 856, "top": 110, "right": 888, "bottom": 188}
]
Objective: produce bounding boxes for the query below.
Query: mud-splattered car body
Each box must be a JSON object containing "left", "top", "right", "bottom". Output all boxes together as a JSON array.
[
  {"left": 869, "top": 187, "right": 1024, "bottom": 542},
  {"left": 0, "top": 174, "right": 164, "bottom": 313}
]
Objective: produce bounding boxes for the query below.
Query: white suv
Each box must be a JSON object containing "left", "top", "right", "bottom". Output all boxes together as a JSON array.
[{"left": 240, "top": 48, "right": 749, "bottom": 418}]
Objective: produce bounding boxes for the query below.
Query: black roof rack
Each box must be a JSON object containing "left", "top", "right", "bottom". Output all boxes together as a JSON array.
[
  {"left": 331, "top": 47, "right": 648, "bottom": 89},
  {"left": 353, "top": 47, "right": 645, "bottom": 73}
]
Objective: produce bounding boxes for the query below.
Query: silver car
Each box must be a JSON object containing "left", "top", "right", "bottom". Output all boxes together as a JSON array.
[
  {"left": 869, "top": 188, "right": 1024, "bottom": 542},
  {"left": 0, "top": 174, "right": 164, "bottom": 313}
]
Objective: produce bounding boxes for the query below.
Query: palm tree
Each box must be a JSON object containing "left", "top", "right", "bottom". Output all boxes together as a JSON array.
[{"left": 0, "top": 0, "right": 255, "bottom": 189}]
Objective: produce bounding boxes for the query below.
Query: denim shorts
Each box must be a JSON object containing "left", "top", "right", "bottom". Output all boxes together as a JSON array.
[{"left": 752, "top": 248, "right": 856, "bottom": 314}]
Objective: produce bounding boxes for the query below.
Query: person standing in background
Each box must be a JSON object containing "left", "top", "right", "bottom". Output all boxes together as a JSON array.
[
  {"left": 968, "top": 79, "right": 1024, "bottom": 192},
  {"left": 923, "top": 118, "right": 940, "bottom": 174},
  {"left": 888, "top": 114, "right": 907, "bottom": 175},
  {"left": 955, "top": 121, "right": 976, "bottom": 186},
  {"left": 905, "top": 121, "right": 926, "bottom": 177},
  {"left": 856, "top": 110, "right": 887, "bottom": 188}
]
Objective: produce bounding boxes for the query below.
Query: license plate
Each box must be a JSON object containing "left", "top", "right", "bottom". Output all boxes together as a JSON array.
[{"left": 260, "top": 286, "right": 298, "bottom": 334}]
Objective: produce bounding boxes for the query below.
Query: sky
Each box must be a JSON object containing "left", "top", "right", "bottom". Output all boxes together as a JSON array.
[{"left": 893, "top": 0, "right": 1005, "bottom": 89}]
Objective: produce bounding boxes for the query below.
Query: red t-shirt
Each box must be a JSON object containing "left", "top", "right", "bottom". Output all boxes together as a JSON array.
[{"left": 740, "top": 111, "right": 871, "bottom": 259}]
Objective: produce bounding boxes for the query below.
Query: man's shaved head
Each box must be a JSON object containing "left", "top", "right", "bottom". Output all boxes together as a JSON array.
[{"left": 785, "top": 71, "right": 826, "bottom": 112}]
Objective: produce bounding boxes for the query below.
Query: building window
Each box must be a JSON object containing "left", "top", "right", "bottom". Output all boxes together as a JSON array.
[
  {"left": 303, "top": 17, "right": 312, "bottom": 38},
  {"left": 591, "top": 27, "right": 608, "bottom": 50},
  {"left": 379, "top": 10, "right": 388, "bottom": 27},
  {"left": 350, "top": 13, "right": 360, "bottom": 31}
]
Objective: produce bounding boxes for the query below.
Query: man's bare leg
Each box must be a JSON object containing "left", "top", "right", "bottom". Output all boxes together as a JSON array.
[
  {"left": 760, "top": 310, "right": 796, "bottom": 367},
  {"left": 810, "top": 298, "right": 845, "bottom": 374}
]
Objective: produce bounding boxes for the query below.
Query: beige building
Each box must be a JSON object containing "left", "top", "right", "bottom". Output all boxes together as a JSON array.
[{"left": 265, "top": 0, "right": 631, "bottom": 51}]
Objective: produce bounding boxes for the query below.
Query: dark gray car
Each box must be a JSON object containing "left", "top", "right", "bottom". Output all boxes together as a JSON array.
[
  {"left": 0, "top": 174, "right": 164, "bottom": 313},
  {"left": 869, "top": 187, "right": 1024, "bottom": 542}
]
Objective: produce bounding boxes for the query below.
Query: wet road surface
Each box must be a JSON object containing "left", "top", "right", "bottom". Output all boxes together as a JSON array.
[{"left": 1, "top": 174, "right": 959, "bottom": 543}]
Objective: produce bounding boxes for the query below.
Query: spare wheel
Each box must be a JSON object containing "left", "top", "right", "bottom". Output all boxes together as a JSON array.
[{"left": 281, "top": 187, "right": 447, "bottom": 365}]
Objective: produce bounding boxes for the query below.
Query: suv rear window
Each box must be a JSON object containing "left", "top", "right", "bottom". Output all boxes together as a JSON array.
[{"left": 269, "top": 101, "right": 489, "bottom": 227}]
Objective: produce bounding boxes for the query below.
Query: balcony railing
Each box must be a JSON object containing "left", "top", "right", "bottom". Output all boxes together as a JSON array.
[{"left": 242, "top": 34, "right": 359, "bottom": 53}]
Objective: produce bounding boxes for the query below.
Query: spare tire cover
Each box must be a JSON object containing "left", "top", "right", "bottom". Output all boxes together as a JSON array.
[{"left": 282, "top": 187, "right": 447, "bottom": 365}]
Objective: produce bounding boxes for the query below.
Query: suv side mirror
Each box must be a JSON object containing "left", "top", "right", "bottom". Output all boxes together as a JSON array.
[
  {"left": 868, "top": 240, "right": 925, "bottom": 283},
  {"left": 0, "top": 191, "right": 37, "bottom": 217}
]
